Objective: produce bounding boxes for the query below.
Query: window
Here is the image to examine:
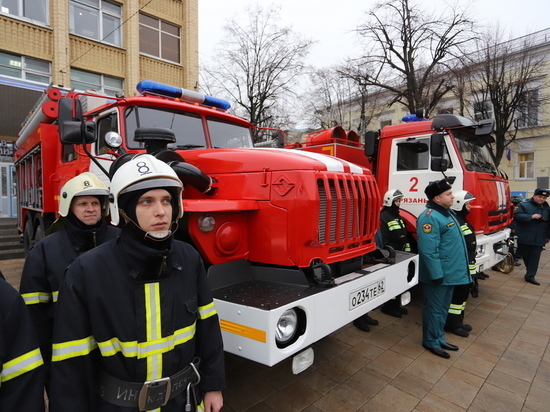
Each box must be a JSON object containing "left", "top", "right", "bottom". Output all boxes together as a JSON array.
[
  {"left": 139, "top": 14, "right": 180, "bottom": 63},
  {"left": 0, "top": 0, "right": 48, "bottom": 23},
  {"left": 70, "top": 68, "right": 123, "bottom": 96},
  {"left": 69, "top": 0, "right": 122, "bottom": 46},
  {"left": 0, "top": 51, "right": 51, "bottom": 83},
  {"left": 473, "top": 101, "right": 494, "bottom": 121},
  {"left": 516, "top": 89, "right": 539, "bottom": 128},
  {"left": 396, "top": 138, "right": 430, "bottom": 171},
  {"left": 518, "top": 152, "right": 534, "bottom": 179}
]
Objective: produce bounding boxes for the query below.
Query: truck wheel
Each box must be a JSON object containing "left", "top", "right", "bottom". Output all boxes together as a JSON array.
[
  {"left": 33, "top": 216, "right": 47, "bottom": 245},
  {"left": 23, "top": 219, "right": 34, "bottom": 256}
]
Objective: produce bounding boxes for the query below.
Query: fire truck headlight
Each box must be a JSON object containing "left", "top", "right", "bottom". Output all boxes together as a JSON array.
[
  {"left": 198, "top": 214, "right": 216, "bottom": 232},
  {"left": 105, "top": 131, "right": 122, "bottom": 148},
  {"left": 275, "top": 309, "right": 298, "bottom": 347},
  {"left": 476, "top": 245, "right": 485, "bottom": 259}
]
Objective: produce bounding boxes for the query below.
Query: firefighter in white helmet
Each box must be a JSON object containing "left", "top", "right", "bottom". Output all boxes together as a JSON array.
[
  {"left": 50, "top": 154, "right": 225, "bottom": 412},
  {"left": 19, "top": 172, "right": 119, "bottom": 394},
  {"left": 380, "top": 189, "right": 413, "bottom": 317},
  {"left": 444, "top": 190, "right": 478, "bottom": 337}
]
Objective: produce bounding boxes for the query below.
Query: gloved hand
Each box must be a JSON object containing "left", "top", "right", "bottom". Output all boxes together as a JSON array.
[
  {"left": 470, "top": 278, "right": 479, "bottom": 298},
  {"left": 432, "top": 277, "right": 443, "bottom": 285}
]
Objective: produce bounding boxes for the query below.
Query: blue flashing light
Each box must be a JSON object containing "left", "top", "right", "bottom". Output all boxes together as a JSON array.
[
  {"left": 136, "top": 80, "right": 231, "bottom": 111},
  {"left": 402, "top": 114, "right": 428, "bottom": 123}
]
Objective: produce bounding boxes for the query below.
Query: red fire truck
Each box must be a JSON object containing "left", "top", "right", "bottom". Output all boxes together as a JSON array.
[
  {"left": 288, "top": 113, "right": 513, "bottom": 273},
  {"left": 14, "top": 81, "right": 418, "bottom": 371}
]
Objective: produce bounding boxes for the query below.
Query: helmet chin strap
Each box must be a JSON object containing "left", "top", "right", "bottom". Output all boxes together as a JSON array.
[{"left": 120, "top": 210, "right": 179, "bottom": 241}]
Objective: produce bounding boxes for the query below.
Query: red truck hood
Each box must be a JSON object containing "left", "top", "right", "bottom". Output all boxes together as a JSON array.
[{"left": 179, "top": 148, "right": 369, "bottom": 175}]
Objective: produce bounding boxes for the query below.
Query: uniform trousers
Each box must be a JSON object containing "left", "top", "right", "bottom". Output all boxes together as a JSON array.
[
  {"left": 518, "top": 243, "right": 543, "bottom": 280},
  {"left": 422, "top": 283, "right": 454, "bottom": 348}
]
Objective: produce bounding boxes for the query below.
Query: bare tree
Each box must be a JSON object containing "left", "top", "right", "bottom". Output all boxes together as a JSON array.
[
  {"left": 201, "top": 5, "right": 313, "bottom": 140},
  {"left": 459, "top": 28, "right": 549, "bottom": 167},
  {"left": 350, "top": 0, "right": 474, "bottom": 115}
]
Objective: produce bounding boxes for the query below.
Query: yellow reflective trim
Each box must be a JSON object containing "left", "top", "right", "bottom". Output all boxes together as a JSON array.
[
  {"left": 1, "top": 348, "right": 43, "bottom": 383},
  {"left": 21, "top": 292, "right": 51, "bottom": 305},
  {"left": 52, "top": 290, "right": 59, "bottom": 303},
  {"left": 52, "top": 336, "right": 97, "bottom": 361},
  {"left": 97, "top": 337, "right": 139, "bottom": 357},
  {"left": 144, "top": 283, "right": 162, "bottom": 381},
  {"left": 220, "top": 319, "right": 266, "bottom": 343},
  {"left": 198, "top": 301, "right": 217, "bottom": 320}
]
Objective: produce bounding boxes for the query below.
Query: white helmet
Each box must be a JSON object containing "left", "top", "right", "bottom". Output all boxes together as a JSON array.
[
  {"left": 59, "top": 172, "right": 110, "bottom": 217},
  {"left": 109, "top": 154, "right": 183, "bottom": 225},
  {"left": 383, "top": 189, "right": 404, "bottom": 207},
  {"left": 451, "top": 190, "right": 476, "bottom": 211}
]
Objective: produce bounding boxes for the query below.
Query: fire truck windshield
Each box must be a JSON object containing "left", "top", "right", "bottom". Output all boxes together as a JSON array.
[
  {"left": 454, "top": 135, "right": 498, "bottom": 174},
  {"left": 124, "top": 106, "right": 253, "bottom": 149}
]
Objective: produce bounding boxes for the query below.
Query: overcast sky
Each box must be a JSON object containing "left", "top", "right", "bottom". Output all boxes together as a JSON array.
[{"left": 198, "top": 0, "right": 550, "bottom": 68}]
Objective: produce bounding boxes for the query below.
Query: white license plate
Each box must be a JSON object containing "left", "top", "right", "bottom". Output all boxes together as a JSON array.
[{"left": 349, "top": 278, "right": 386, "bottom": 310}]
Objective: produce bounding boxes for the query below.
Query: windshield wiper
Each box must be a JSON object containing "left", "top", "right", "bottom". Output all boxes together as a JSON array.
[{"left": 171, "top": 144, "right": 205, "bottom": 150}]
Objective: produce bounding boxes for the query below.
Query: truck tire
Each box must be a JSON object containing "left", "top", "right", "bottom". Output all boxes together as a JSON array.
[
  {"left": 23, "top": 218, "right": 34, "bottom": 256},
  {"left": 33, "top": 216, "right": 46, "bottom": 246}
]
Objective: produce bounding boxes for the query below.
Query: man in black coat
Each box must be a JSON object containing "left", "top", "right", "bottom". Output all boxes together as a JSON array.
[{"left": 513, "top": 188, "right": 550, "bottom": 285}]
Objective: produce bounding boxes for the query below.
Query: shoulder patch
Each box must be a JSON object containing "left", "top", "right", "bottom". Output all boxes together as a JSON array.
[
  {"left": 425, "top": 209, "right": 433, "bottom": 216},
  {"left": 422, "top": 223, "right": 432, "bottom": 233}
]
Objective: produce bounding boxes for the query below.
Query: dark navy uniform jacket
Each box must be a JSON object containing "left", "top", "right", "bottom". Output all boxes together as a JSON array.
[
  {"left": 514, "top": 198, "right": 550, "bottom": 247},
  {"left": 49, "top": 230, "right": 225, "bottom": 411}
]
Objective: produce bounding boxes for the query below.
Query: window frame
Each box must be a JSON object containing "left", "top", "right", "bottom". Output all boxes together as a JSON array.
[
  {"left": 70, "top": 68, "right": 124, "bottom": 97},
  {"left": 515, "top": 89, "right": 540, "bottom": 129},
  {"left": 0, "top": 51, "right": 51, "bottom": 84},
  {"left": 517, "top": 152, "right": 535, "bottom": 180},
  {"left": 0, "top": 0, "right": 49, "bottom": 24},
  {"left": 139, "top": 13, "right": 181, "bottom": 64},
  {"left": 69, "top": 0, "right": 122, "bottom": 47}
]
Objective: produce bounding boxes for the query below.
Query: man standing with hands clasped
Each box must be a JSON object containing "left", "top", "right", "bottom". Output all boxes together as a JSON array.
[
  {"left": 417, "top": 179, "right": 470, "bottom": 359},
  {"left": 513, "top": 188, "right": 550, "bottom": 285}
]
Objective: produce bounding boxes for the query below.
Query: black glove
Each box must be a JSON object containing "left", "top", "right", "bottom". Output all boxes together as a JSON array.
[
  {"left": 432, "top": 277, "right": 443, "bottom": 285},
  {"left": 470, "top": 278, "right": 479, "bottom": 298}
]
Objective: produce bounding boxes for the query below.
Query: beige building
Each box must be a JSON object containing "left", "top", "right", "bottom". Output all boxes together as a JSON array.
[
  {"left": 0, "top": 0, "right": 199, "bottom": 141},
  {"left": 327, "top": 29, "right": 550, "bottom": 198}
]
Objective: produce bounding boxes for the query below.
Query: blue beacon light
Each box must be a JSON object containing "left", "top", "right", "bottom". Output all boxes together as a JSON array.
[{"left": 136, "top": 80, "right": 231, "bottom": 111}]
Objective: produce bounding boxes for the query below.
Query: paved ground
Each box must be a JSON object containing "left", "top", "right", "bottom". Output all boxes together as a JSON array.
[{"left": 2, "top": 250, "right": 549, "bottom": 412}]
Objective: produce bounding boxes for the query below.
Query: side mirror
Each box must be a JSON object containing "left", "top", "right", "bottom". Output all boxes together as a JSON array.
[
  {"left": 364, "top": 130, "right": 378, "bottom": 157},
  {"left": 430, "top": 133, "right": 445, "bottom": 157},
  {"left": 58, "top": 97, "right": 96, "bottom": 144},
  {"left": 431, "top": 158, "right": 448, "bottom": 172}
]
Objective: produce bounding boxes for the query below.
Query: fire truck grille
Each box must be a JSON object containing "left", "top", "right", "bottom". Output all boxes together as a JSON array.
[{"left": 317, "top": 175, "right": 378, "bottom": 245}]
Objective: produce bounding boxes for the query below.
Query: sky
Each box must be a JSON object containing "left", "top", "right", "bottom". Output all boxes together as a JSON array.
[{"left": 198, "top": 0, "right": 550, "bottom": 69}]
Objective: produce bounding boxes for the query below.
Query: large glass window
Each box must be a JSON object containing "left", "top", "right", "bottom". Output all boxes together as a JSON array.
[
  {"left": 396, "top": 138, "right": 430, "bottom": 171},
  {"left": 71, "top": 68, "right": 123, "bottom": 96},
  {"left": 0, "top": 51, "right": 50, "bottom": 83},
  {"left": 139, "top": 14, "right": 180, "bottom": 63},
  {"left": 1, "top": 0, "right": 48, "bottom": 23},
  {"left": 516, "top": 89, "right": 540, "bottom": 129},
  {"left": 125, "top": 107, "right": 205, "bottom": 149},
  {"left": 473, "top": 100, "right": 494, "bottom": 121},
  {"left": 518, "top": 152, "right": 534, "bottom": 179},
  {"left": 69, "top": 0, "right": 122, "bottom": 46}
]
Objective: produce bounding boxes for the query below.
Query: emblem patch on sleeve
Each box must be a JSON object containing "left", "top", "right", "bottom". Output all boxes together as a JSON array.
[{"left": 422, "top": 223, "right": 432, "bottom": 233}]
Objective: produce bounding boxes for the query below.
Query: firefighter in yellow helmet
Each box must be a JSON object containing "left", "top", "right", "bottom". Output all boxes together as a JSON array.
[
  {"left": 19, "top": 172, "right": 119, "bottom": 394},
  {"left": 50, "top": 154, "right": 225, "bottom": 412}
]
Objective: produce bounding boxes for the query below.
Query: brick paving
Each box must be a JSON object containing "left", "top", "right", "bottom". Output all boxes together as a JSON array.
[{"left": 1, "top": 250, "right": 549, "bottom": 411}]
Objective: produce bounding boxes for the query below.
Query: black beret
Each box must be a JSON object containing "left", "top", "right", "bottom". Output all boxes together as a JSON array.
[
  {"left": 425, "top": 179, "right": 453, "bottom": 200},
  {"left": 534, "top": 188, "right": 550, "bottom": 197}
]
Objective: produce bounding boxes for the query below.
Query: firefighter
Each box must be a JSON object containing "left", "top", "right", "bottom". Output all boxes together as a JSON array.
[
  {"left": 444, "top": 190, "right": 477, "bottom": 338},
  {"left": 19, "top": 172, "right": 119, "bottom": 392},
  {"left": 379, "top": 189, "right": 413, "bottom": 318},
  {"left": 417, "top": 179, "right": 469, "bottom": 359},
  {"left": 0, "top": 270, "right": 45, "bottom": 412},
  {"left": 49, "top": 154, "right": 225, "bottom": 412}
]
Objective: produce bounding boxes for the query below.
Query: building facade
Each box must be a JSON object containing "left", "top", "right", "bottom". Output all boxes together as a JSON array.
[{"left": 0, "top": 0, "right": 198, "bottom": 218}]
